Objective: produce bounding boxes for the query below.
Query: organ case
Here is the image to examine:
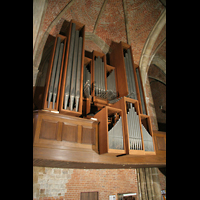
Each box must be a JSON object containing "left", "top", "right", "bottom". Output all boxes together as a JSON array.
[{"left": 37, "top": 18, "right": 160, "bottom": 158}]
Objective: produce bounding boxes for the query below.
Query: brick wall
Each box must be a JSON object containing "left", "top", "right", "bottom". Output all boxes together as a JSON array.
[
  {"left": 34, "top": 0, "right": 165, "bottom": 71},
  {"left": 33, "top": 167, "right": 138, "bottom": 200}
]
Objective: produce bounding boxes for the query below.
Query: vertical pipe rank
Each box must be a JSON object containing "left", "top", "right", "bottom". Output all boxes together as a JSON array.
[
  {"left": 64, "top": 23, "right": 76, "bottom": 109},
  {"left": 127, "top": 49, "right": 137, "bottom": 100},
  {"left": 48, "top": 36, "right": 61, "bottom": 108},
  {"left": 52, "top": 42, "right": 64, "bottom": 109},
  {"left": 75, "top": 36, "right": 83, "bottom": 112},
  {"left": 69, "top": 30, "right": 79, "bottom": 111}
]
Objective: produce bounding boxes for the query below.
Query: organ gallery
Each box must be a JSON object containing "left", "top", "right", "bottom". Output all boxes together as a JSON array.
[{"left": 33, "top": 19, "right": 166, "bottom": 168}]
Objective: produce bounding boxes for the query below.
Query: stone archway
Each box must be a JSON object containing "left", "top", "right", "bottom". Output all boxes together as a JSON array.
[
  {"left": 138, "top": 9, "right": 166, "bottom": 130},
  {"left": 139, "top": 9, "right": 166, "bottom": 85}
]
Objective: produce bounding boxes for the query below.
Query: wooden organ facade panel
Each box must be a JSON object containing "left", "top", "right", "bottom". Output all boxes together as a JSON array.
[
  {"left": 61, "top": 122, "right": 78, "bottom": 142},
  {"left": 82, "top": 126, "right": 96, "bottom": 145},
  {"left": 153, "top": 131, "right": 166, "bottom": 152},
  {"left": 33, "top": 111, "right": 99, "bottom": 153},
  {"left": 33, "top": 19, "right": 166, "bottom": 169},
  {"left": 39, "top": 119, "right": 58, "bottom": 140}
]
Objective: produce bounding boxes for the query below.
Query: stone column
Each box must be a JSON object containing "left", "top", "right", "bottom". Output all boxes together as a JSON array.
[
  {"left": 136, "top": 168, "right": 142, "bottom": 200},
  {"left": 136, "top": 167, "right": 162, "bottom": 200},
  {"left": 145, "top": 168, "right": 152, "bottom": 200},
  {"left": 151, "top": 167, "right": 162, "bottom": 200},
  {"left": 33, "top": 0, "right": 47, "bottom": 51},
  {"left": 149, "top": 168, "right": 155, "bottom": 199},
  {"left": 33, "top": 0, "right": 48, "bottom": 86},
  {"left": 138, "top": 168, "right": 148, "bottom": 200}
]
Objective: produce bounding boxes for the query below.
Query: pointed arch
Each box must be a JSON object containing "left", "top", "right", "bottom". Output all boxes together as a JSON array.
[{"left": 139, "top": 9, "right": 166, "bottom": 85}]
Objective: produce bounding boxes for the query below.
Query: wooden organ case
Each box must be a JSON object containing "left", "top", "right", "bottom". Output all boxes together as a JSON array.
[{"left": 33, "top": 20, "right": 166, "bottom": 169}]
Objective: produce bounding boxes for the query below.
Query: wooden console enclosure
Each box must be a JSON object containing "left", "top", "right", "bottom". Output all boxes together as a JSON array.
[
  {"left": 33, "top": 111, "right": 166, "bottom": 169},
  {"left": 33, "top": 110, "right": 98, "bottom": 152}
]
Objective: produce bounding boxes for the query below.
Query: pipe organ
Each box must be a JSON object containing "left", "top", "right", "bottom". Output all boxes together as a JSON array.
[{"left": 39, "top": 19, "right": 156, "bottom": 156}]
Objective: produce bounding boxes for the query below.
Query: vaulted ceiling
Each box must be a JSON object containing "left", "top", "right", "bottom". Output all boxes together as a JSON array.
[{"left": 33, "top": 0, "right": 166, "bottom": 86}]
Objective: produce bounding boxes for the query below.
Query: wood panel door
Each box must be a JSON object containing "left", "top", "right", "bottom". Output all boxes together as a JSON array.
[{"left": 80, "top": 191, "right": 98, "bottom": 200}]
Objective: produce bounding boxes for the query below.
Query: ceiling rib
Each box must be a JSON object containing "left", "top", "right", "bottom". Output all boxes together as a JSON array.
[
  {"left": 33, "top": 0, "right": 75, "bottom": 70},
  {"left": 93, "top": 0, "right": 108, "bottom": 34},
  {"left": 122, "top": 0, "right": 130, "bottom": 45}
]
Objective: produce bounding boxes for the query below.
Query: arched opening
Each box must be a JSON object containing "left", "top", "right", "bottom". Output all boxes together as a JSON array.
[{"left": 148, "top": 64, "right": 166, "bottom": 131}]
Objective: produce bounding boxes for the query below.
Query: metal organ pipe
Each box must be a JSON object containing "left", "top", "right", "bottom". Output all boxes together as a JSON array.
[
  {"left": 94, "top": 56, "right": 106, "bottom": 99},
  {"left": 75, "top": 36, "right": 83, "bottom": 112},
  {"left": 127, "top": 49, "right": 137, "bottom": 100},
  {"left": 61, "top": 22, "right": 83, "bottom": 111},
  {"left": 124, "top": 50, "right": 137, "bottom": 100},
  {"left": 125, "top": 53, "right": 133, "bottom": 97},
  {"left": 127, "top": 105, "right": 142, "bottom": 150},
  {"left": 100, "top": 57, "right": 103, "bottom": 95},
  {"left": 108, "top": 115, "right": 123, "bottom": 150},
  {"left": 141, "top": 124, "right": 154, "bottom": 151},
  {"left": 47, "top": 36, "right": 61, "bottom": 108},
  {"left": 69, "top": 30, "right": 79, "bottom": 111},
  {"left": 83, "top": 65, "right": 90, "bottom": 98},
  {"left": 83, "top": 64, "right": 91, "bottom": 98},
  {"left": 64, "top": 23, "right": 76, "bottom": 109},
  {"left": 52, "top": 42, "right": 64, "bottom": 109}
]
